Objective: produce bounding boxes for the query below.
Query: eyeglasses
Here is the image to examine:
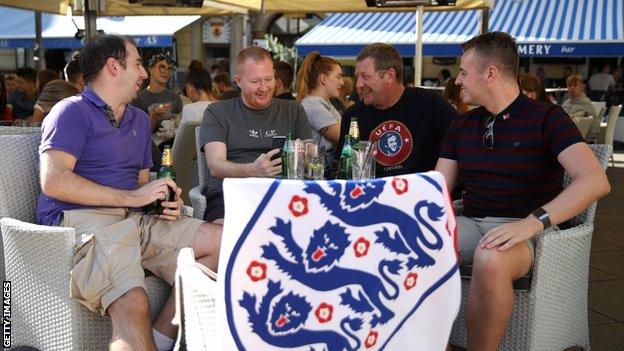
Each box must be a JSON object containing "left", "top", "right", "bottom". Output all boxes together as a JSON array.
[{"left": 482, "top": 114, "right": 495, "bottom": 149}]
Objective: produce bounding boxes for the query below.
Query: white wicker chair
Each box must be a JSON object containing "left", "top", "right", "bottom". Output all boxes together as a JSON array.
[
  {"left": 172, "top": 121, "right": 201, "bottom": 205},
  {"left": 449, "top": 144, "right": 612, "bottom": 351},
  {"left": 189, "top": 126, "right": 209, "bottom": 220},
  {"left": 0, "top": 134, "right": 171, "bottom": 350},
  {"left": 172, "top": 248, "right": 218, "bottom": 351}
]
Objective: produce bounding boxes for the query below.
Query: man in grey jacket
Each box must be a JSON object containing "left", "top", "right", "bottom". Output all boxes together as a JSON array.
[{"left": 562, "top": 74, "right": 599, "bottom": 143}]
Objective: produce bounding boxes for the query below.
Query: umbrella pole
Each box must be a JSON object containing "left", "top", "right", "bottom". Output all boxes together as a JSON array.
[{"left": 414, "top": 5, "right": 423, "bottom": 87}]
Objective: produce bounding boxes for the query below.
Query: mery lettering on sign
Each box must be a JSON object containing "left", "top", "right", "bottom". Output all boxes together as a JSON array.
[{"left": 517, "top": 44, "right": 551, "bottom": 55}]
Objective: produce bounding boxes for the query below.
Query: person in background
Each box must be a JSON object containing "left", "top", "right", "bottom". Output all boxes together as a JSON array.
[
  {"left": 436, "top": 31, "right": 609, "bottom": 351},
  {"left": 200, "top": 46, "right": 312, "bottom": 223},
  {"left": 189, "top": 59, "right": 203, "bottom": 71},
  {"left": 0, "top": 74, "right": 7, "bottom": 121},
  {"left": 443, "top": 77, "right": 469, "bottom": 114},
  {"left": 273, "top": 61, "right": 295, "bottom": 100},
  {"left": 132, "top": 51, "right": 182, "bottom": 134},
  {"left": 180, "top": 67, "right": 216, "bottom": 124},
  {"left": 535, "top": 65, "right": 547, "bottom": 86},
  {"left": 64, "top": 59, "right": 85, "bottom": 93},
  {"left": 210, "top": 64, "right": 221, "bottom": 80},
  {"left": 31, "top": 79, "right": 79, "bottom": 124},
  {"left": 9, "top": 67, "right": 38, "bottom": 120},
  {"left": 588, "top": 64, "right": 615, "bottom": 101},
  {"left": 212, "top": 72, "right": 239, "bottom": 100},
  {"left": 437, "top": 68, "right": 451, "bottom": 87},
  {"left": 519, "top": 73, "right": 551, "bottom": 104},
  {"left": 331, "top": 76, "right": 355, "bottom": 114},
  {"left": 562, "top": 74, "right": 599, "bottom": 143},
  {"left": 37, "top": 34, "right": 222, "bottom": 351},
  {"left": 557, "top": 65, "right": 573, "bottom": 87},
  {"left": 5, "top": 73, "right": 17, "bottom": 99},
  {"left": 296, "top": 51, "right": 344, "bottom": 161},
  {"left": 37, "top": 69, "right": 60, "bottom": 93},
  {"left": 334, "top": 43, "right": 458, "bottom": 178}
]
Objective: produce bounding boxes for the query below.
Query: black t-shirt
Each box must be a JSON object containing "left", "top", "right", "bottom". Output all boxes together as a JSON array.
[{"left": 335, "top": 87, "right": 458, "bottom": 178}]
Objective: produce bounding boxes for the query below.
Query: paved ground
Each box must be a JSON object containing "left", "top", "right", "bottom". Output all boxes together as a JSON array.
[{"left": 588, "top": 149, "right": 624, "bottom": 350}]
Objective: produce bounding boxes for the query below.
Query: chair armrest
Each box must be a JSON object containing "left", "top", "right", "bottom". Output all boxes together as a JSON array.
[
  {"left": 189, "top": 186, "right": 206, "bottom": 220},
  {"left": 1, "top": 217, "right": 76, "bottom": 347},
  {"left": 531, "top": 222, "right": 593, "bottom": 298}
]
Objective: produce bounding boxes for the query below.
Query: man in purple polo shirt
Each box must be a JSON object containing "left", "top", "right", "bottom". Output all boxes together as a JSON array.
[
  {"left": 37, "top": 34, "right": 222, "bottom": 351},
  {"left": 435, "top": 32, "right": 610, "bottom": 350}
]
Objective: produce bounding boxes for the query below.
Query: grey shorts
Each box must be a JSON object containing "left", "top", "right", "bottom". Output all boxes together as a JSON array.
[{"left": 456, "top": 216, "right": 539, "bottom": 266}]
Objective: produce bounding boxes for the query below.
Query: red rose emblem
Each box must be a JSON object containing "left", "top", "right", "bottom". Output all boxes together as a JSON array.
[
  {"left": 365, "top": 330, "right": 379, "bottom": 348},
  {"left": 314, "top": 302, "right": 334, "bottom": 323},
  {"left": 353, "top": 237, "right": 371, "bottom": 257},
  {"left": 288, "top": 195, "right": 309, "bottom": 217},
  {"left": 392, "top": 178, "right": 409, "bottom": 195},
  {"left": 404, "top": 272, "right": 418, "bottom": 290},
  {"left": 246, "top": 261, "right": 267, "bottom": 282}
]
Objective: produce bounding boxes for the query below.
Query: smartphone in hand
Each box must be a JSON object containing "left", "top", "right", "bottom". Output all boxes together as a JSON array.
[{"left": 271, "top": 136, "right": 287, "bottom": 160}]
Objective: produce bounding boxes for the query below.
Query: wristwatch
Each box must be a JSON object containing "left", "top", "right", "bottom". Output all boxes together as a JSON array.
[{"left": 531, "top": 207, "right": 551, "bottom": 230}]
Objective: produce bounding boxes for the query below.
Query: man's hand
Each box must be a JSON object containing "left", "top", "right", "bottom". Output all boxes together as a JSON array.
[
  {"left": 479, "top": 215, "right": 543, "bottom": 251},
  {"left": 158, "top": 185, "right": 183, "bottom": 221},
  {"left": 126, "top": 178, "right": 176, "bottom": 208},
  {"left": 251, "top": 148, "right": 282, "bottom": 177}
]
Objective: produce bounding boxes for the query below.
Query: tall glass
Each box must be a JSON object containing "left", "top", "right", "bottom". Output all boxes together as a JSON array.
[
  {"left": 352, "top": 140, "right": 376, "bottom": 180},
  {"left": 304, "top": 142, "right": 325, "bottom": 180}
]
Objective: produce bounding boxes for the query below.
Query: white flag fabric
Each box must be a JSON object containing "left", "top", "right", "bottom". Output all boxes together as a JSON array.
[{"left": 216, "top": 172, "right": 460, "bottom": 351}]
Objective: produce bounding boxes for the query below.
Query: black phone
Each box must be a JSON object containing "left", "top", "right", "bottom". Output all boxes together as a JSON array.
[{"left": 271, "top": 136, "right": 287, "bottom": 160}]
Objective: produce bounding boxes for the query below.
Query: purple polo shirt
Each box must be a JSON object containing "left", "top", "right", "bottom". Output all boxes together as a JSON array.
[{"left": 36, "top": 86, "right": 153, "bottom": 226}]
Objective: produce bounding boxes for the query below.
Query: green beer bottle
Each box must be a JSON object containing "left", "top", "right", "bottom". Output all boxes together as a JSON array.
[
  {"left": 144, "top": 145, "right": 176, "bottom": 214},
  {"left": 339, "top": 134, "right": 353, "bottom": 179},
  {"left": 282, "top": 133, "right": 294, "bottom": 179}
]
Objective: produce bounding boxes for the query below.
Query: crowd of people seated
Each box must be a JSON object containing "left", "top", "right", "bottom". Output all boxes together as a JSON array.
[{"left": 0, "top": 31, "right": 615, "bottom": 351}]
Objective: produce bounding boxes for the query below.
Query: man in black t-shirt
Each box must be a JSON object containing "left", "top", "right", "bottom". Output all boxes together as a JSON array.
[{"left": 335, "top": 43, "right": 458, "bottom": 178}]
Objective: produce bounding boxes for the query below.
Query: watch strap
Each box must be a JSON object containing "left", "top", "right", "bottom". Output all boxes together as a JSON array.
[{"left": 531, "top": 207, "right": 551, "bottom": 230}]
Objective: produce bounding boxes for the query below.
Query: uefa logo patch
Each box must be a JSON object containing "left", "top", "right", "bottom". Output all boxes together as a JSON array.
[
  {"left": 369, "top": 120, "right": 413, "bottom": 166},
  {"left": 221, "top": 173, "right": 459, "bottom": 350}
]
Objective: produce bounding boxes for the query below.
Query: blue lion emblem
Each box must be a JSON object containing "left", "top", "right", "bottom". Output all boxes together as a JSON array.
[
  {"left": 225, "top": 175, "right": 458, "bottom": 350},
  {"left": 304, "top": 179, "right": 445, "bottom": 269},
  {"left": 239, "top": 280, "right": 363, "bottom": 351},
  {"left": 262, "top": 218, "right": 402, "bottom": 326}
]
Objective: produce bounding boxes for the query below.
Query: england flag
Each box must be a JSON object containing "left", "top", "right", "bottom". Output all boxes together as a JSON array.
[{"left": 216, "top": 172, "right": 460, "bottom": 350}]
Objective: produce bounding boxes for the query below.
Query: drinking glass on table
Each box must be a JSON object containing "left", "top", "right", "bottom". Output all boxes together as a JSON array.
[
  {"left": 304, "top": 142, "right": 325, "bottom": 180},
  {"left": 352, "top": 140, "right": 377, "bottom": 180}
]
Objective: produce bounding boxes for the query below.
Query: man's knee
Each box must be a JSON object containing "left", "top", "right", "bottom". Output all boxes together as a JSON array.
[
  {"left": 191, "top": 222, "right": 222, "bottom": 257},
  {"left": 472, "top": 247, "right": 510, "bottom": 282},
  {"left": 108, "top": 287, "right": 150, "bottom": 318}
]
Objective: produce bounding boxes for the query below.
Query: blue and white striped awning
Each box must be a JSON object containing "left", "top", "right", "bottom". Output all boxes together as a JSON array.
[
  {"left": 0, "top": 6, "right": 200, "bottom": 50},
  {"left": 296, "top": 0, "right": 624, "bottom": 57}
]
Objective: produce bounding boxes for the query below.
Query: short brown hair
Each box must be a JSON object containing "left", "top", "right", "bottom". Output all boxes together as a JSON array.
[
  {"left": 236, "top": 46, "right": 273, "bottom": 73},
  {"left": 566, "top": 74, "right": 584, "bottom": 86},
  {"left": 461, "top": 31, "right": 519, "bottom": 79},
  {"left": 274, "top": 61, "right": 294, "bottom": 88},
  {"left": 356, "top": 43, "right": 403, "bottom": 83}
]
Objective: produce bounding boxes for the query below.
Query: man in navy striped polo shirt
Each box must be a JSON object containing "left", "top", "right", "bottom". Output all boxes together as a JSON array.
[{"left": 436, "top": 32, "right": 610, "bottom": 350}]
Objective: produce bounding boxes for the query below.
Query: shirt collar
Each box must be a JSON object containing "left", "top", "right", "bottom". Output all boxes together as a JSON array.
[
  {"left": 82, "top": 85, "right": 127, "bottom": 128},
  {"left": 484, "top": 92, "right": 524, "bottom": 122}
]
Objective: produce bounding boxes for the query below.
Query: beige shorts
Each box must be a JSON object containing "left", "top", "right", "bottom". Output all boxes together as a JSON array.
[{"left": 62, "top": 208, "right": 204, "bottom": 315}]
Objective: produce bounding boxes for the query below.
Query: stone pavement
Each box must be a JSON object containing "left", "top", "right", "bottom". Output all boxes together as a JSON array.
[{"left": 588, "top": 149, "right": 624, "bottom": 351}]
